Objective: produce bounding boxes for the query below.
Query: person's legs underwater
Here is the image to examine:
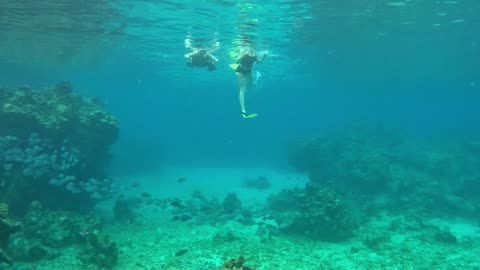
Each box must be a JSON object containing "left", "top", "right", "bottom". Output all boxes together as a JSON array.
[{"left": 236, "top": 72, "right": 257, "bottom": 119}]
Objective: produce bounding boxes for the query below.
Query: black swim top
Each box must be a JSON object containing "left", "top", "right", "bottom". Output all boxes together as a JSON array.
[
  {"left": 239, "top": 55, "right": 257, "bottom": 69},
  {"left": 191, "top": 54, "right": 211, "bottom": 66}
]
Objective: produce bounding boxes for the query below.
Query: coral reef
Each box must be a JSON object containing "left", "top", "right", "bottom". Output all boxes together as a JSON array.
[
  {"left": 288, "top": 125, "right": 400, "bottom": 194},
  {"left": 161, "top": 190, "right": 259, "bottom": 229},
  {"left": 22, "top": 201, "right": 102, "bottom": 248},
  {"left": 0, "top": 83, "right": 118, "bottom": 138},
  {"left": 267, "top": 183, "right": 356, "bottom": 241},
  {"left": 222, "top": 193, "right": 242, "bottom": 214},
  {"left": 242, "top": 176, "right": 271, "bottom": 190},
  {"left": 0, "top": 203, "right": 22, "bottom": 266},
  {"left": 5, "top": 200, "right": 112, "bottom": 267},
  {"left": 0, "top": 83, "right": 119, "bottom": 213},
  {"left": 217, "top": 256, "right": 256, "bottom": 270},
  {"left": 113, "top": 197, "right": 135, "bottom": 222},
  {"left": 78, "top": 231, "right": 118, "bottom": 269},
  {"left": 287, "top": 123, "right": 480, "bottom": 219}
]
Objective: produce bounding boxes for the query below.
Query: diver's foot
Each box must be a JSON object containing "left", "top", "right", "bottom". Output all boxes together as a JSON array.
[{"left": 242, "top": 112, "right": 258, "bottom": 119}]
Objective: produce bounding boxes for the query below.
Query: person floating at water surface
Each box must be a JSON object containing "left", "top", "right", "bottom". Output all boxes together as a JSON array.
[
  {"left": 230, "top": 47, "right": 268, "bottom": 119},
  {"left": 184, "top": 47, "right": 219, "bottom": 71},
  {"left": 184, "top": 32, "right": 220, "bottom": 71}
]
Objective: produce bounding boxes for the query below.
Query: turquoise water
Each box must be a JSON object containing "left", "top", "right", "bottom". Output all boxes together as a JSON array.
[
  {"left": 1, "top": 1, "right": 480, "bottom": 269},
  {"left": 2, "top": 0, "right": 479, "bottom": 173}
]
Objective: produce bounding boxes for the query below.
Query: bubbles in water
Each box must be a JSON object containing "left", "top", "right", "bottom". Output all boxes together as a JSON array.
[{"left": 254, "top": 71, "right": 262, "bottom": 87}]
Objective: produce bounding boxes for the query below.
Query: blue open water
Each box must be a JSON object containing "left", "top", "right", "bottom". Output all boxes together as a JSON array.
[{"left": 0, "top": 2, "right": 480, "bottom": 267}]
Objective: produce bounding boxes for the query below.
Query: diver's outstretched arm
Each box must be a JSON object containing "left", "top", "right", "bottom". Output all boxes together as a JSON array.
[
  {"left": 184, "top": 52, "right": 194, "bottom": 58},
  {"left": 207, "top": 53, "right": 219, "bottom": 62}
]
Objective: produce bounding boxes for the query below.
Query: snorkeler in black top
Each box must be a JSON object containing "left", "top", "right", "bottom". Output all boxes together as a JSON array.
[
  {"left": 235, "top": 52, "right": 258, "bottom": 75},
  {"left": 184, "top": 48, "right": 219, "bottom": 71},
  {"left": 233, "top": 47, "right": 268, "bottom": 118},
  {"left": 184, "top": 31, "right": 220, "bottom": 72}
]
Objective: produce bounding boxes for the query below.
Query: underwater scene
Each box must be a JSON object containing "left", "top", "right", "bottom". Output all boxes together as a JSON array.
[{"left": 1, "top": 0, "right": 480, "bottom": 269}]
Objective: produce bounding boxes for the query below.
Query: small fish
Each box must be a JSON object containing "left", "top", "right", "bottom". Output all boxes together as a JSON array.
[
  {"left": 141, "top": 192, "right": 152, "bottom": 198},
  {"left": 130, "top": 182, "right": 140, "bottom": 188},
  {"left": 179, "top": 214, "right": 191, "bottom": 222},
  {"left": 178, "top": 177, "right": 187, "bottom": 183},
  {"left": 175, "top": 249, "right": 188, "bottom": 256},
  {"left": 170, "top": 201, "right": 185, "bottom": 208}
]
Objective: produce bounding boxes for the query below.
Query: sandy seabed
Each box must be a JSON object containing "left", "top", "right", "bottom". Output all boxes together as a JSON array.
[{"left": 18, "top": 166, "right": 480, "bottom": 270}]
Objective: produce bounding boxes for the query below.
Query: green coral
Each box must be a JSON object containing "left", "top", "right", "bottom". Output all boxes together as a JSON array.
[
  {"left": 287, "top": 123, "right": 480, "bottom": 220},
  {"left": 78, "top": 231, "right": 118, "bottom": 269},
  {"left": 268, "top": 184, "right": 356, "bottom": 241},
  {"left": 23, "top": 201, "right": 102, "bottom": 248},
  {"left": 0, "top": 82, "right": 119, "bottom": 140},
  {"left": 218, "top": 256, "right": 256, "bottom": 270},
  {"left": 0, "top": 203, "right": 22, "bottom": 266},
  {"left": 0, "top": 83, "right": 119, "bottom": 214},
  {"left": 289, "top": 132, "right": 394, "bottom": 194}
]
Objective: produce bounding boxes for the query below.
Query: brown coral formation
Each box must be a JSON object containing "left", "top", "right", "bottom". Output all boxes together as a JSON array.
[
  {"left": 0, "top": 82, "right": 119, "bottom": 142},
  {"left": 217, "top": 256, "right": 256, "bottom": 270}
]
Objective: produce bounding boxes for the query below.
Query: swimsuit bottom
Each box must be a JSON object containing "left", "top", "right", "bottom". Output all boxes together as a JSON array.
[{"left": 235, "top": 65, "right": 251, "bottom": 75}]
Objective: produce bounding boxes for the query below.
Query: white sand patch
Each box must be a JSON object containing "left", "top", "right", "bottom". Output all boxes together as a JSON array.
[{"left": 428, "top": 218, "right": 480, "bottom": 240}]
